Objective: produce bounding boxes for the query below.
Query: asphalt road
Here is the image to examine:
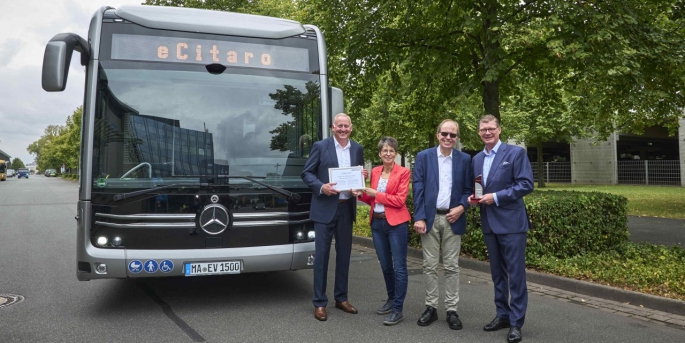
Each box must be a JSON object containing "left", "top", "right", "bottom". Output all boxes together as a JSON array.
[{"left": 0, "top": 176, "right": 683, "bottom": 342}]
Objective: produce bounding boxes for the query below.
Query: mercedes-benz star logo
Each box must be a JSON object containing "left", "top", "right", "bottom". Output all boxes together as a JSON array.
[
  {"left": 199, "top": 204, "right": 230, "bottom": 235},
  {"left": 210, "top": 195, "right": 219, "bottom": 203}
]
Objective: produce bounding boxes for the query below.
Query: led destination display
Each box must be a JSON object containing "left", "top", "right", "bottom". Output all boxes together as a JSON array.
[{"left": 111, "top": 34, "right": 310, "bottom": 72}]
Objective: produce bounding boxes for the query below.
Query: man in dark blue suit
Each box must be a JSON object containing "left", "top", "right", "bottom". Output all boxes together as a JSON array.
[
  {"left": 302, "top": 113, "right": 366, "bottom": 321},
  {"left": 413, "top": 119, "right": 472, "bottom": 330},
  {"left": 469, "top": 114, "right": 534, "bottom": 343}
]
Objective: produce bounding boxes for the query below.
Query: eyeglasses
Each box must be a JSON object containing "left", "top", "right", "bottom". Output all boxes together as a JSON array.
[
  {"left": 439, "top": 132, "right": 458, "bottom": 138},
  {"left": 333, "top": 124, "right": 351, "bottom": 129},
  {"left": 478, "top": 127, "right": 499, "bottom": 134},
  {"left": 380, "top": 149, "right": 396, "bottom": 155}
]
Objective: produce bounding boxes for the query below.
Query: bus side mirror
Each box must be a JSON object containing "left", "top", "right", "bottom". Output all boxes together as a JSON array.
[
  {"left": 42, "top": 33, "right": 90, "bottom": 92},
  {"left": 330, "top": 86, "right": 344, "bottom": 116}
]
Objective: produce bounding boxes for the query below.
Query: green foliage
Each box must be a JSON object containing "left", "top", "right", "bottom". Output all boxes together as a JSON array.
[
  {"left": 462, "top": 191, "right": 629, "bottom": 259},
  {"left": 10, "top": 158, "right": 25, "bottom": 169},
  {"left": 304, "top": 0, "right": 685, "bottom": 150},
  {"left": 533, "top": 242, "right": 685, "bottom": 300},
  {"left": 27, "top": 107, "right": 81, "bottom": 172}
]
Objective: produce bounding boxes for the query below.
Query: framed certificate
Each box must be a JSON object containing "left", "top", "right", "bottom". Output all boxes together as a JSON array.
[{"left": 328, "top": 166, "right": 365, "bottom": 191}]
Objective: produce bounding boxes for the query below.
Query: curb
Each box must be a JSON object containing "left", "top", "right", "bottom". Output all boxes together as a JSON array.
[{"left": 352, "top": 236, "right": 685, "bottom": 317}]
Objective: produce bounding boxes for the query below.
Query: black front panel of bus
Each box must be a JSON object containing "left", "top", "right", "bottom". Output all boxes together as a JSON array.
[{"left": 91, "top": 191, "right": 313, "bottom": 249}]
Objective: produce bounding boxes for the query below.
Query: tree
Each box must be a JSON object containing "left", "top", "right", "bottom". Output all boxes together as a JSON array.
[
  {"left": 27, "top": 107, "right": 81, "bottom": 172},
  {"left": 11, "top": 158, "right": 25, "bottom": 169},
  {"left": 304, "top": 0, "right": 685, "bottom": 147}
]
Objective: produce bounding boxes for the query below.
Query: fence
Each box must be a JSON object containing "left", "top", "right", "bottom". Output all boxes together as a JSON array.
[{"left": 531, "top": 160, "right": 681, "bottom": 186}]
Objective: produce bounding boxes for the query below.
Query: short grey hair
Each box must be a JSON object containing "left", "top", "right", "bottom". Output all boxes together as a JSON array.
[{"left": 377, "top": 136, "right": 399, "bottom": 152}]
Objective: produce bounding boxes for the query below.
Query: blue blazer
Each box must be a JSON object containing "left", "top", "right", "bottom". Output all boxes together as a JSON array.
[
  {"left": 301, "top": 137, "right": 364, "bottom": 224},
  {"left": 472, "top": 142, "right": 534, "bottom": 234},
  {"left": 412, "top": 146, "right": 472, "bottom": 235}
]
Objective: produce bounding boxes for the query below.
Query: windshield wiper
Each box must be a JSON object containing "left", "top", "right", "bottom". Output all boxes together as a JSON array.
[
  {"left": 111, "top": 177, "right": 301, "bottom": 203},
  {"left": 113, "top": 183, "right": 203, "bottom": 202},
  {"left": 228, "top": 176, "right": 301, "bottom": 203}
]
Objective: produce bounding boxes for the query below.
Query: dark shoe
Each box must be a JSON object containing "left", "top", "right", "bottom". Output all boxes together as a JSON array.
[
  {"left": 314, "top": 307, "right": 327, "bottom": 321},
  {"left": 446, "top": 311, "right": 463, "bottom": 330},
  {"left": 507, "top": 327, "right": 522, "bottom": 343},
  {"left": 376, "top": 299, "right": 393, "bottom": 315},
  {"left": 416, "top": 306, "right": 438, "bottom": 326},
  {"left": 483, "top": 317, "right": 510, "bottom": 331},
  {"left": 383, "top": 311, "right": 404, "bottom": 326},
  {"left": 335, "top": 301, "right": 358, "bottom": 314}
]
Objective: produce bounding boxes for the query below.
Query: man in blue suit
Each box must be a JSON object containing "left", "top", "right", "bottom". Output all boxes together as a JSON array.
[
  {"left": 469, "top": 114, "right": 534, "bottom": 343},
  {"left": 302, "top": 113, "right": 366, "bottom": 321},
  {"left": 413, "top": 119, "right": 472, "bottom": 330}
]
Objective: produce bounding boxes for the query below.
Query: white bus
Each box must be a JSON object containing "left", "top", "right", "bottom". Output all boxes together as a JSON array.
[{"left": 42, "top": 5, "right": 343, "bottom": 281}]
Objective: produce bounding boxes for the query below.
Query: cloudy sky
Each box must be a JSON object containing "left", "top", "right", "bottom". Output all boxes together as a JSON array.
[{"left": 0, "top": 0, "right": 144, "bottom": 165}]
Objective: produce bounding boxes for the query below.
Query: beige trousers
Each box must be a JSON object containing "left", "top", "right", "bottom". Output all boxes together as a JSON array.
[{"left": 420, "top": 213, "right": 462, "bottom": 312}]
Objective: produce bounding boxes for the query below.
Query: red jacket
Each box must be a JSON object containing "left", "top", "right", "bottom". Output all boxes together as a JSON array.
[{"left": 359, "top": 163, "right": 411, "bottom": 226}]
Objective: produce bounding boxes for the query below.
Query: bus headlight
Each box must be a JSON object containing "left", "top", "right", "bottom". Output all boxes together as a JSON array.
[
  {"left": 307, "top": 231, "right": 315, "bottom": 241},
  {"left": 96, "top": 236, "right": 108, "bottom": 247},
  {"left": 112, "top": 237, "right": 122, "bottom": 247},
  {"left": 296, "top": 231, "right": 305, "bottom": 240}
]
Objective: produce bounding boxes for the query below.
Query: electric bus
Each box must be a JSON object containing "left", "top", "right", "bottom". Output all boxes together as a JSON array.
[{"left": 42, "top": 5, "right": 343, "bottom": 281}]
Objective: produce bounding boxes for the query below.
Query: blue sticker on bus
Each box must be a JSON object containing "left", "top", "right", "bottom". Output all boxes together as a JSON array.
[
  {"left": 144, "top": 260, "right": 159, "bottom": 273},
  {"left": 128, "top": 260, "right": 142, "bottom": 274},
  {"left": 159, "top": 260, "right": 174, "bottom": 273}
]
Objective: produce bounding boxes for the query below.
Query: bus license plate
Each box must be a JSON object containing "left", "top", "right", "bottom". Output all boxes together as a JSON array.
[{"left": 184, "top": 261, "right": 241, "bottom": 276}]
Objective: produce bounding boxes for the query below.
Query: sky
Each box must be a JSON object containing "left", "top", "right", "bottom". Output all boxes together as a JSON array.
[{"left": 0, "top": 0, "right": 144, "bottom": 165}]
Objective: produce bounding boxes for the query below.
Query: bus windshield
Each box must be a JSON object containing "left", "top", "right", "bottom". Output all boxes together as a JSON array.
[{"left": 92, "top": 62, "right": 321, "bottom": 192}]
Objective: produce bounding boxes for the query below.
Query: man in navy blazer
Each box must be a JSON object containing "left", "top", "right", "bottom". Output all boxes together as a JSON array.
[
  {"left": 469, "top": 114, "right": 534, "bottom": 343},
  {"left": 413, "top": 119, "right": 472, "bottom": 330},
  {"left": 302, "top": 113, "right": 365, "bottom": 321}
]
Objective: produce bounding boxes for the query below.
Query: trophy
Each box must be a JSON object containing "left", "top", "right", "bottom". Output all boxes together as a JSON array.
[{"left": 473, "top": 174, "right": 484, "bottom": 201}]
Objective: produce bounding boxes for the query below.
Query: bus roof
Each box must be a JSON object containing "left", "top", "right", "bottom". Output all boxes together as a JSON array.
[{"left": 114, "top": 5, "right": 306, "bottom": 39}]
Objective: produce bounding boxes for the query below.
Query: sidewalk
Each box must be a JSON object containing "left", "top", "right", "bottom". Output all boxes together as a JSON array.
[
  {"left": 352, "top": 214, "right": 685, "bottom": 322},
  {"left": 352, "top": 237, "right": 685, "bottom": 330}
]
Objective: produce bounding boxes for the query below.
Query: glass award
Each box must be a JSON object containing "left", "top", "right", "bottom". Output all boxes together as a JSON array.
[{"left": 473, "top": 174, "right": 484, "bottom": 201}]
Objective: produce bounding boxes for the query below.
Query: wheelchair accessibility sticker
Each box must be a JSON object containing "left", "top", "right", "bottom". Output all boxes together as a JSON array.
[{"left": 159, "top": 260, "right": 174, "bottom": 273}]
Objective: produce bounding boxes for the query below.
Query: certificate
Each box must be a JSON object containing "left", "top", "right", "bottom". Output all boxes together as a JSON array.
[{"left": 328, "top": 166, "right": 365, "bottom": 191}]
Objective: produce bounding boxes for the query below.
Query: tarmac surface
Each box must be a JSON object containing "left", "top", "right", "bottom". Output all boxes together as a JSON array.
[
  {"left": 353, "top": 214, "right": 685, "bottom": 327},
  {"left": 628, "top": 215, "right": 685, "bottom": 248}
]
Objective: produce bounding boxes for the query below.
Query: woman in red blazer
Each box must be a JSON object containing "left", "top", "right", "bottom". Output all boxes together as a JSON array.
[{"left": 355, "top": 137, "right": 411, "bottom": 326}]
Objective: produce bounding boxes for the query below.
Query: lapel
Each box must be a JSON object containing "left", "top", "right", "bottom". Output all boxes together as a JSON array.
[
  {"left": 451, "top": 149, "right": 459, "bottom": 190},
  {"left": 473, "top": 152, "right": 482, "bottom": 178},
  {"left": 430, "top": 146, "right": 440, "bottom": 188},
  {"left": 326, "top": 137, "right": 339, "bottom": 168},
  {"left": 385, "top": 163, "right": 398, "bottom": 191},
  {"left": 486, "top": 142, "right": 507, "bottom": 188}
]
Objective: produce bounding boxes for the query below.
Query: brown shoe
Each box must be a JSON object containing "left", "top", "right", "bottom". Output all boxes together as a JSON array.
[
  {"left": 314, "top": 307, "right": 327, "bottom": 321},
  {"left": 335, "top": 301, "right": 358, "bottom": 314}
]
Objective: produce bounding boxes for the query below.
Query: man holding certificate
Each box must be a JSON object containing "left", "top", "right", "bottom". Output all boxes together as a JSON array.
[{"left": 302, "top": 113, "right": 366, "bottom": 321}]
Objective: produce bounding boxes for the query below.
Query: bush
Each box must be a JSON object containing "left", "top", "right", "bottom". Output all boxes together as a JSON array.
[
  {"left": 461, "top": 190, "right": 630, "bottom": 260},
  {"left": 356, "top": 190, "right": 630, "bottom": 262},
  {"left": 532, "top": 242, "right": 685, "bottom": 300}
]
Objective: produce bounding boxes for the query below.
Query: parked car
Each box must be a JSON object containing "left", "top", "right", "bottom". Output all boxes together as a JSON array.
[
  {"left": 17, "top": 169, "right": 30, "bottom": 179},
  {"left": 44, "top": 169, "right": 57, "bottom": 177},
  {"left": 6, "top": 169, "right": 15, "bottom": 177}
]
